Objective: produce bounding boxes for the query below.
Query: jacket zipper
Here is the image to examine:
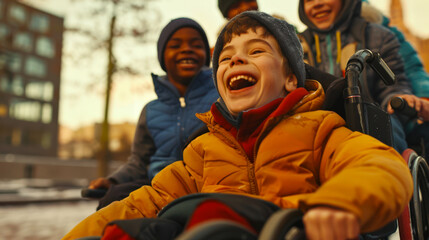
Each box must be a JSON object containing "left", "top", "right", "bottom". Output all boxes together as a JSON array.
[
  {"left": 178, "top": 97, "right": 186, "bottom": 150},
  {"left": 212, "top": 125, "right": 259, "bottom": 195},
  {"left": 250, "top": 117, "right": 280, "bottom": 195},
  {"left": 248, "top": 162, "right": 258, "bottom": 195},
  {"left": 179, "top": 97, "right": 186, "bottom": 108}
]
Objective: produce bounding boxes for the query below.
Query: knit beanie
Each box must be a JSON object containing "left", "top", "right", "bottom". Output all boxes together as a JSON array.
[
  {"left": 157, "top": 17, "right": 210, "bottom": 71},
  {"left": 212, "top": 11, "right": 305, "bottom": 88},
  {"left": 218, "top": 0, "right": 240, "bottom": 18}
]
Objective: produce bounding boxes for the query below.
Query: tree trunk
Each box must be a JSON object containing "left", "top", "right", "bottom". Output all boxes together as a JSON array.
[{"left": 98, "top": 14, "right": 116, "bottom": 177}]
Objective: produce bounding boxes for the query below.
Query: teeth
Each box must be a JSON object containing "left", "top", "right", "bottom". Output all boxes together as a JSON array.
[
  {"left": 228, "top": 75, "right": 257, "bottom": 90},
  {"left": 179, "top": 59, "right": 196, "bottom": 64},
  {"left": 314, "top": 12, "right": 329, "bottom": 18},
  {"left": 230, "top": 75, "right": 256, "bottom": 85}
]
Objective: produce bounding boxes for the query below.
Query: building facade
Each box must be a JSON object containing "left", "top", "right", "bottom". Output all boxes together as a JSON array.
[
  {"left": 0, "top": 0, "right": 63, "bottom": 156},
  {"left": 58, "top": 122, "right": 135, "bottom": 162},
  {"left": 390, "top": 0, "right": 429, "bottom": 72}
]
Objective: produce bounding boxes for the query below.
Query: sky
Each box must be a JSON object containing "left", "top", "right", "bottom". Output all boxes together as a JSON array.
[{"left": 25, "top": 0, "right": 429, "bottom": 130}]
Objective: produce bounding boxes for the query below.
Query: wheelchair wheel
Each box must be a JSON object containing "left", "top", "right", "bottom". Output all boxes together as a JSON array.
[
  {"left": 408, "top": 153, "right": 429, "bottom": 240},
  {"left": 175, "top": 220, "right": 257, "bottom": 240},
  {"left": 258, "top": 209, "right": 305, "bottom": 240}
]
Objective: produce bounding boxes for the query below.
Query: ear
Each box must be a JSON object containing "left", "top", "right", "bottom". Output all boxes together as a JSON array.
[{"left": 284, "top": 74, "right": 298, "bottom": 92}]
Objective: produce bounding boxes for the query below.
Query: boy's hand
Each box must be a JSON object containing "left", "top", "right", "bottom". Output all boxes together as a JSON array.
[
  {"left": 89, "top": 177, "right": 113, "bottom": 189},
  {"left": 418, "top": 98, "right": 429, "bottom": 122},
  {"left": 303, "top": 206, "right": 360, "bottom": 240}
]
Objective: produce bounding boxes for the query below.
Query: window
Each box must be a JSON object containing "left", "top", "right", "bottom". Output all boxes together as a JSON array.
[
  {"left": 0, "top": 74, "right": 23, "bottom": 95},
  {"left": 24, "top": 56, "right": 46, "bottom": 77},
  {"left": 36, "top": 37, "right": 55, "bottom": 58},
  {"left": 26, "top": 80, "right": 53, "bottom": 101},
  {"left": 0, "top": 0, "right": 3, "bottom": 19},
  {"left": 21, "top": 129, "right": 51, "bottom": 148},
  {"left": 11, "top": 75, "right": 23, "bottom": 95},
  {"left": 8, "top": 53, "right": 22, "bottom": 72},
  {"left": 30, "top": 14, "right": 50, "bottom": 33},
  {"left": 13, "top": 32, "right": 33, "bottom": 52},
  {"left": 0, "top": 126, "right": 15, "bottom": 145},
  {"left": 0, "top": 75, "right": 10, "bottom": 92},
  {"left": 0, "top": 103, "right": 7, "bottom": 117},
  {"left": 41, "top": 103, "right": 52, "bottom": 123},
  {"left": 8, "top": 4, "right": 27, "bottom": 25},
  {"left": 0, "top": 24, "right": 9, "bottom": 42},
  {"left": 9, "top": 98, "right": 41, "bottom": 122}
]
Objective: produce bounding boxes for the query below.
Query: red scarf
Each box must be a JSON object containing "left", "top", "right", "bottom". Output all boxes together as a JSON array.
[{"left": 212, "top": 88, "right": 309, "bottom": 162}]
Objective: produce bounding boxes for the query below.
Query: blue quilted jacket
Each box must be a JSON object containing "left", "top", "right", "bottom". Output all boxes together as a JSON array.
[{"left": 109, "top": 68, "right": 219, "bottom": 182}]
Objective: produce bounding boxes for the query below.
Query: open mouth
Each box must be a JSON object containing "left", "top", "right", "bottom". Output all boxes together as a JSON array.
[
  {"left": 312, "top": 10, "right": 330, "bottom": 19},
  {"left": 177, "top": 58, "right": 198, "bottom": 65},
  {"left": 228, "top": 74, "right": 257, "bottom": 91}
]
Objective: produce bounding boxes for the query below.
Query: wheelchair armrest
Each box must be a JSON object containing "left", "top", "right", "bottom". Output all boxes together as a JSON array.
[
  {"left": 390, "top": 96, "right": 418, "bottom": 119},
  {"left": 81, "top": 188, "right": 107, "bottom": 199}
]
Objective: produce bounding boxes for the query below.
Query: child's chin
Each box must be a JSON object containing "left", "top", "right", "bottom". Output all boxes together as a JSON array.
[{"left": 226, "top": 101, "right": 256, "bottom": 114}]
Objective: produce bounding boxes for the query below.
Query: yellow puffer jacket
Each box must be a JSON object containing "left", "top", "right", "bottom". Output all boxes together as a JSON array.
[{"left": 63, "top": 81, "right": 412, "bottom": 239}]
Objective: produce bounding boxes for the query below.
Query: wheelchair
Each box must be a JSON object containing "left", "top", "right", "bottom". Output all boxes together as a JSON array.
[
  {"left": 78, "top": 50, "right": 428, "bottom": 240},
  {"left": 176, "top": 50, "right": 428, "bottom": 240}
]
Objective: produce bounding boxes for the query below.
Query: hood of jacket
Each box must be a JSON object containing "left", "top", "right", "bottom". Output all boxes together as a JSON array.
[{"left": 299, "top": 0, "right": 362, "bottom": 34}]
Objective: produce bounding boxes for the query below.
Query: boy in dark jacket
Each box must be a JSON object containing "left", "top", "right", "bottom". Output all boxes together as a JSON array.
[
  {"left": 298, "top": 0, "right": 429, "bottom": 155},
  {"left": 88, "top": 17, "right": 219, "bottom": 209},
  {"left": 64, "top": 12, "right": 412, "bottom": 240}
]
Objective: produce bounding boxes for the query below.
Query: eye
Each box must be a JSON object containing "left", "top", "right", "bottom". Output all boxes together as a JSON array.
[
  {"left": 250, "top": 49, "right": 265, "bottom": 55},
  {"left": 192, "top": 44, "right": 204, "bottom": 49},
  {"left": 219, "top": 56, "right": 231, "bottom": 63}
]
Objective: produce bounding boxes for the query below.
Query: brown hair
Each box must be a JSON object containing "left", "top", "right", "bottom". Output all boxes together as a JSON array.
[
  {"left": 222, "top": 15, "right": 271, "bottom": 44},
  {"left": 221, "top": 15, "right": 292, "bottom": 75}
]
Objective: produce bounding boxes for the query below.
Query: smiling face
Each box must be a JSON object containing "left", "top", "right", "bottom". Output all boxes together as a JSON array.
[
  {"left": 303, "top": 0, "right": 342, "bottom": 30},
  {"left": 164, "top": 27, "right": 207, "bottom": 95},
  {"left": 217, "top": 27, "right": 297, "bottom": 116}
]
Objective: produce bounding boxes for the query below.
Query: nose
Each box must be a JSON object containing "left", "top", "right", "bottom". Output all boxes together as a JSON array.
[
  {"left": 313, "top": 0, "right": 324, "bottom": 6},
  {"left": 229, "top": 53, "right": 247, "bottom": 67},
  {"left": 181, "top": 42, "right": 193, "bottom": 53}
]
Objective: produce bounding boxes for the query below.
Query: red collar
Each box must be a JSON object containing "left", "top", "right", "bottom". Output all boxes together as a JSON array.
[{"left": 211, "top": 88, "right": 309, "bottom": 161}]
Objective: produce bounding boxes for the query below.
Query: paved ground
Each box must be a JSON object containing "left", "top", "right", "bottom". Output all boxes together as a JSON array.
[
  {"left": 0, "top": 178, "right": 98, "bottom": 240},
  {"left": 0, "top": 200, "right": 98, "bottom": 240}
]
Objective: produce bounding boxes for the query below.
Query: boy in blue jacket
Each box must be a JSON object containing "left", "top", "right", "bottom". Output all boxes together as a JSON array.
[{"left": 88, "top": 17, "right": 219, "bottom": 209}]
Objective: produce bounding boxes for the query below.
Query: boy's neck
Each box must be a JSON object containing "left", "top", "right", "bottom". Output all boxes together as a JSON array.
[{"left": 170, "top": 81, "right": 188, "bottom": 96}]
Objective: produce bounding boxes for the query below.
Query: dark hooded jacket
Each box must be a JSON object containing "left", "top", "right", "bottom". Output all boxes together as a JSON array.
[{"left": 298, "top": 0, "right": 412, "bottom": 108}]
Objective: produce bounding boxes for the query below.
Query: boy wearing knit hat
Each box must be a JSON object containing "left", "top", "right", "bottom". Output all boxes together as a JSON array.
[
  {"left": 87, "top": 17, "right": 218, "bottom": 210},
  {"left": 64, "top": 12, "right": 412, "bottom": 240}
]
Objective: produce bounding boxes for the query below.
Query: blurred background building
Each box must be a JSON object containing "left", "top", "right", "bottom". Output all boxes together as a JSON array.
[
  {"left": 0, "top": 0, "right": 63, "bottom": 156},
  {"left": 390, "top": 0, "right": 429, "bottom": 72},
  {"left": 59, "top": 122, "right": 135, "bottom": 161}
]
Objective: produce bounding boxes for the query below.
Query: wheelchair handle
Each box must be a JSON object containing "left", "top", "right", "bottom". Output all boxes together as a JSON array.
[
  {"left": 346, "top": 49, "right": 395, "bottom": 86},
  {"left": 390, "top": 96, "right": 418, "bottom": 119}
]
